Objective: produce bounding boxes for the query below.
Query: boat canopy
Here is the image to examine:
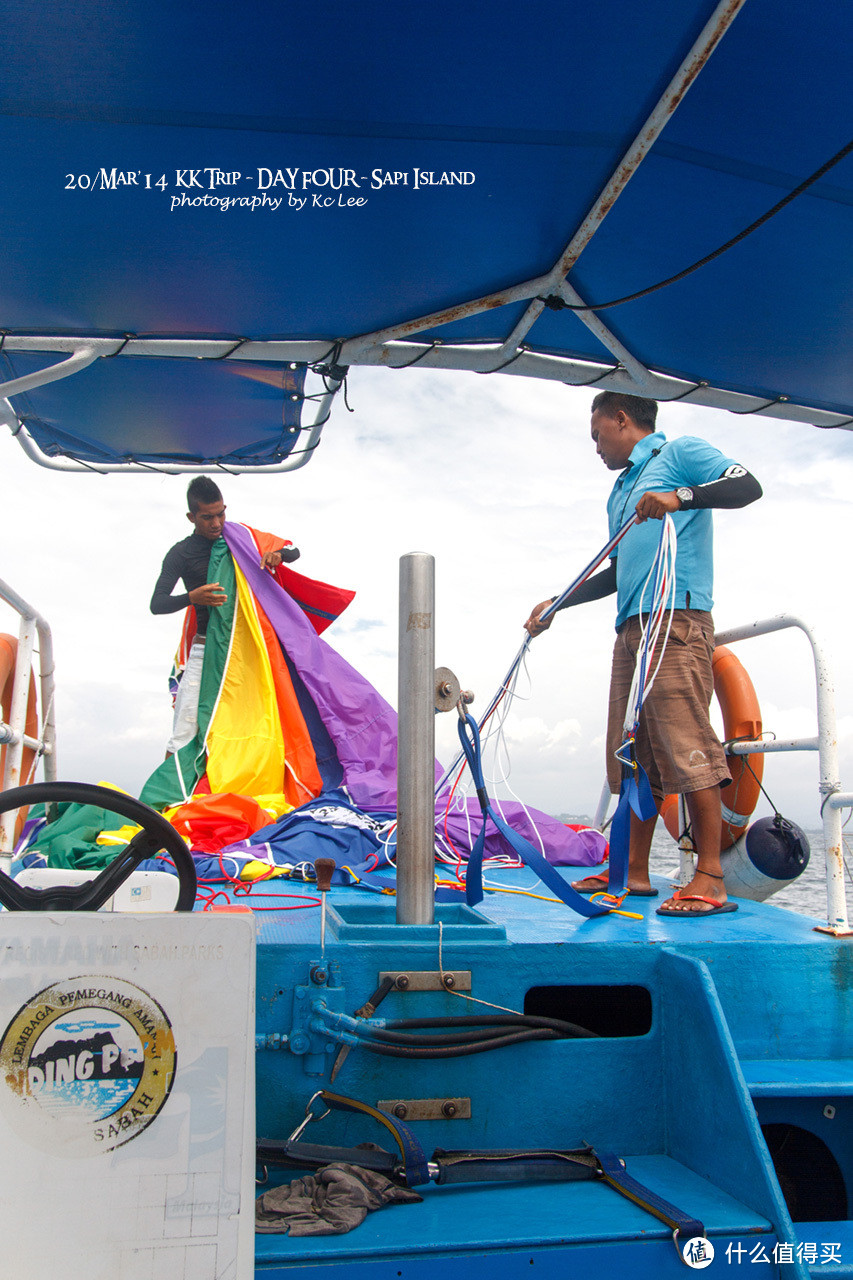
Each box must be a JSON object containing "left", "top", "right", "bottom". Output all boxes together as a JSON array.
[{"left": 2, "top": 0, "right": 852, "bottom": 471}]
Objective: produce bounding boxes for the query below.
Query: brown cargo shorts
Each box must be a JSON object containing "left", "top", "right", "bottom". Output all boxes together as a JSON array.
[{"left": 605, "top": 610, "right": 731, "bottom": 800}]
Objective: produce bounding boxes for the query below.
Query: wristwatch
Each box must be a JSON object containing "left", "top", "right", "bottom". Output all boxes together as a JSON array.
[{"left": 675, "top": 487, "right": 694, "bottom": 508}]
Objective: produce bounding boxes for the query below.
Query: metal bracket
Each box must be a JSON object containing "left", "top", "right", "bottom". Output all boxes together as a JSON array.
[
  {"left": 379, "top": 969, "right": 471, "bottom": 992},
  {"left": 377, "top": 1097, "right": 471, "bottom": 1121}
]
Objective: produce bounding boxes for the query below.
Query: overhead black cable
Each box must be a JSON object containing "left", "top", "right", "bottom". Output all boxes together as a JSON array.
[{"left": 545, "top": 137, "right": 853, "bottom": 313}]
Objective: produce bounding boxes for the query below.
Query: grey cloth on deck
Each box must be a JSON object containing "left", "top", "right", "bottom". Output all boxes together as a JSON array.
[{"left": 255, "top": 1162, "right": 423, "bottom": 1235}]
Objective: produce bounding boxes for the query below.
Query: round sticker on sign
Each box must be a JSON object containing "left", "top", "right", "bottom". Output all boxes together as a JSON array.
[
  {"left": 682, "top": 1236, "right": 715, "bottom": 1268},
  {"left": 0, "top": 975, "right": 176, "bottom": 1157}
]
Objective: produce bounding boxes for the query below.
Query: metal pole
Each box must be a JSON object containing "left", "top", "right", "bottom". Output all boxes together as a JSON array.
[{"left": 397, "top": 553, "right": 435, "bottom": 926}]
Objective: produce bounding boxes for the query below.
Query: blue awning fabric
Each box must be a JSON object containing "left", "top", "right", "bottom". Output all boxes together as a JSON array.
[{"left": 1, "top": 0, "right": 852, "bottom": 465}]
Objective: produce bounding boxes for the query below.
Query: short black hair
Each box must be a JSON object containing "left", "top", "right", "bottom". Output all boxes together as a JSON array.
[
  {"left": 187, "top": 476, "right": 223, "bottom": 513},
  {"left": 591, "top": 392, "right": 658, "bottom": 431}
]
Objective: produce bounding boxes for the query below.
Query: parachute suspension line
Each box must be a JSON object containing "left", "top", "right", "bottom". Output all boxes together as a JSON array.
[
  {"left": 435, "top": 512, "right": 640, "bottom": 799},
  {"left": 619, "top": 513, "right": 678, "bottom": 747},
  {"left": 606, "top": 516, "right": 678, "bottom": 901}
]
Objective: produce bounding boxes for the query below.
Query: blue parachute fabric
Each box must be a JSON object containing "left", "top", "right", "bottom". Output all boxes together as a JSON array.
[{"left": 220, "top": 789, "right": 392, "bottom": 883}]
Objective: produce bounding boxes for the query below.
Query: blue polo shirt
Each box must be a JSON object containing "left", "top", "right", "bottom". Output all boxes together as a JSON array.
[{"left": 607, "top": 432, "right": 738, "bottom": 629}]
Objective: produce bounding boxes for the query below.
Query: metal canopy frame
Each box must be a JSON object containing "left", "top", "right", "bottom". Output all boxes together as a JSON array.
[{"left": 2, "top": 0, "right": 851, "bottom": 475}]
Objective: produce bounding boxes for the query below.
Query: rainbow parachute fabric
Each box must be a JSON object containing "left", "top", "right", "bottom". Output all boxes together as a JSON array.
[
  {"left": 140, "top": 521, "right": 397, "bottom": 811},
  {"left": 132, "top": 521, "right": 605, "bottom": 877}
]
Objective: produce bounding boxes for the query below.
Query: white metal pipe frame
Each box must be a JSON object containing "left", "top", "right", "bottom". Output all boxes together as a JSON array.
[
  {"left": 715, "top": 614, "right": 850, "bottom": 936},
  {"left": 0, "top": 578, "right": 57, "bottom": 869}
]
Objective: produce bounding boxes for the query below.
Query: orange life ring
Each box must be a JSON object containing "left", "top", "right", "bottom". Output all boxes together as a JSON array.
[
  {"left": 660, "top": 644, "right": 763, "bottom": 852},
  {"left": 0, "top": 633, "right": 39, "bottom": 840}
]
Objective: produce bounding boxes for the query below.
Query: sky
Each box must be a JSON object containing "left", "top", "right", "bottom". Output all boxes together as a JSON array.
[{"left": 2, "top": 367, "right": 852, "bottom": 831}]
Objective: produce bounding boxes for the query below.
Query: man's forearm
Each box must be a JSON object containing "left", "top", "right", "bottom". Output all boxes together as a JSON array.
[
  {"left": 150, "top": 589, "right": 190, "bottom": 615},
  {"left": 554, "top": 561, "right": 617, "bottom": 611},
  {"left": 677, "top": 466, "right": 762, "bottom": 511}
]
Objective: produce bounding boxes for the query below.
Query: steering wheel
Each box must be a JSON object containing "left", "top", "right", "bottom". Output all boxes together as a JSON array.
[{"left": 0, "top": 781, "right": 197, "bottom": 912}]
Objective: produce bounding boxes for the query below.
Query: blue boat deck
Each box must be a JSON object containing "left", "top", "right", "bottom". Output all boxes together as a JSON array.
[
  {"left": 256, "top": 1155, "right": 772, "bottom": 1276},
  {"left": 245, "top": 866, "right": 833, "bottom": 950}
]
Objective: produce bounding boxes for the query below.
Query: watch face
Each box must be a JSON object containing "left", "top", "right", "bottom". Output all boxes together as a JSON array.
[{"left": 676, "top": 487, "right": 693, "bottom": 503}]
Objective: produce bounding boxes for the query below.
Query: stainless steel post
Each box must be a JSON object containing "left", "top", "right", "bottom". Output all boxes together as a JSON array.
[{"left": 397, "top": 553, "right": 435, "bottom": 925}]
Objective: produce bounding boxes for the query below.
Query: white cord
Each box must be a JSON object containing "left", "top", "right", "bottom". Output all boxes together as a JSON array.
[{"left": 622, "top": 515, "right": 677, "bottom": 737}]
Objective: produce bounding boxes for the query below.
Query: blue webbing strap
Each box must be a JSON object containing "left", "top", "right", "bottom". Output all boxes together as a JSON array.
[
  {"left": 597, "top": 1151, "right": 705, "bottom": 1244},
  {"left": 605, "top": 740, "right": 657, "bottom": 897},
  {"left": 318, "top": 1089, "right": 431, "bottom": 1186},
  {"left": 457, "top": 713, "right": 612, "bottom": 919}
]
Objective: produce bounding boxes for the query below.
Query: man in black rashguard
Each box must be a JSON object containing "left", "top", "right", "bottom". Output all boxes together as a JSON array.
[{"left": 150, "top": 476, "right": 299, "bottom": 753}]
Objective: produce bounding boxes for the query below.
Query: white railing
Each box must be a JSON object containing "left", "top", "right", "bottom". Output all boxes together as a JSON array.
[
  {"left": 0, "top": 578, "right": 57, "bottom": 867},
  {"left": 592, "top": 613, "right": 850, "bottom": 935},
  {"left": 714, "top": 615, "right": 849, "bottom": 936}
]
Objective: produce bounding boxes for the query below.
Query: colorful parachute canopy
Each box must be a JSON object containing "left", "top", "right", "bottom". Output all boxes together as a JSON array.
[
  {"left": 141, "top": 521, "right": 396, "bottom": 811},
  {"left": 138, "top": 520, "right": 603, "bottom": 874}
]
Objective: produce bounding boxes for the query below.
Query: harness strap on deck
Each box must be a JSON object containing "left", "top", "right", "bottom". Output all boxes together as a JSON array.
[
  {"left": 434, "top": 1147, "right": 600, "bottom": 1185},
  {"left": 457, "top": 713, "right": 612, "bottom": 918},
  {"left": 258, "top": 1138, "right": 401, "bottom": 1177},
  {"left": 317, "top": 1089, "right": 431, "bottom": 1186},
  {"left": 606, "top": 739, "right": 657, "bottom": 897},
  {"left": 597, "top": 1151, "right": 705, "bottom": 1243}
]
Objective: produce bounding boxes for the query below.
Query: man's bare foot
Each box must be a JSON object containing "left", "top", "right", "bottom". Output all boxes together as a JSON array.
[
  {"left": 657, "top": 870, "right": 736, "bottom": 916},
  {"left": 571, "top": 872, "right": 657, "bottom": 897}
]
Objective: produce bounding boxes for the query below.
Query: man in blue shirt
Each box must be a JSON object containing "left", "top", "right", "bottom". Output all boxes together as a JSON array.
[{"left": 525, "top": 393, "right": 761, "bottom": 918}]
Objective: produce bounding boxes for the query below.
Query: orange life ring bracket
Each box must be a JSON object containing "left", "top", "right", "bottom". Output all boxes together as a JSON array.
[
  {"left": 661, "top": 644, "right": 763, "bottom": 852},
  {"left": 0, "top": 633, "right": 39, "bottom": 840}
]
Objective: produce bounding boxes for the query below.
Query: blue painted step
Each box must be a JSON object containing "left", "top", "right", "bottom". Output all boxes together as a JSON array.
[{"left": 741, "top": 1061, "right": 853, "bottom": 1098}]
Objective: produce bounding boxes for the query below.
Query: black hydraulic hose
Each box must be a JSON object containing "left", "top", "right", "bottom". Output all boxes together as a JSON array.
[
  {"left": 351, "top": 1024, "right": 561, "bottom": 1048},
  {"left": 346, "top": 1028, "right": 560, "bottom": 1059},
  {"left": 385, "top": 1014, "right": 599, "bottom": 1039}
]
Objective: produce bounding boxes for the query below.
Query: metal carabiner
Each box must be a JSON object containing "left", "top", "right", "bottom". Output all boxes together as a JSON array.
[{"left": 287, "top": 1090, "right": 331, "bottom": 1144}]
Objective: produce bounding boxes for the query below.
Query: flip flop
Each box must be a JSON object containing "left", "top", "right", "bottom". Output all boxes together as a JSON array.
[
  {"left": 656, "top": 892, "right": 738, "bottom": 918},
  {"left": 572, "top": 874, "right": 658, "bottom": 898}
]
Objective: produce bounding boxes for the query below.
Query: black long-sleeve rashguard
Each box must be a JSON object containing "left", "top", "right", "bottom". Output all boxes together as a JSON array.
[{"left": 150, "top": 532, "right": 219, "bottom": 635}]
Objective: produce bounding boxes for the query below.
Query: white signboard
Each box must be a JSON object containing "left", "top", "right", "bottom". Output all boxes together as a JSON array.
[{"left": 0, "top": 910, "right": 256, "bottom": 1280}]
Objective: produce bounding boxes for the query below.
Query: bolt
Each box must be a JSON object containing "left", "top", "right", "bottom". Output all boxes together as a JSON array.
[
  {"left": 395, "top": 975, "right": 410, "bottom": 991},
  {"left": 442, "top": 973, "right": 456, "bottom": 989},
  {"left": 824, "top": 1104, "right": 836, "bottom": 1120},
  {"left": 310, "top": 966, "right": 328, "bottom": 985},
  {"left": 442, "top": 1101, "right": 457, "bottom": 1118},
  {"left": 393, "top": 1104, "right": 408, "bottom": 1119}
]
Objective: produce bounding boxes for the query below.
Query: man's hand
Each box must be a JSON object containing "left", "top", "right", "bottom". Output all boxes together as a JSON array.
[
  {"left": 260, "top": 545, "right": 300, "bottom": 570},
  {"left": 189, "top": 583, "right": 227, "bottom": 607},
  {"left": 524, "top": 600, "right": 554, "bottom": 637},
  {"left": 634, "top": 490, "right": 682, "bottom": 523}
]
